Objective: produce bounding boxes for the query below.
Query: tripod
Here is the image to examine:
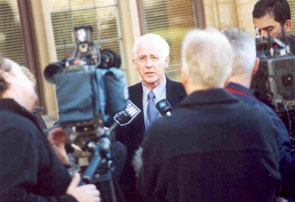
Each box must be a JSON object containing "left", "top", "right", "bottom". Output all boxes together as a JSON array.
[{"left": 81, "top": 130, "right": 125, "bottom": 202}]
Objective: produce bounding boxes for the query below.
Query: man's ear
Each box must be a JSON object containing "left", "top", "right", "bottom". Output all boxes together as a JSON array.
[
  {"left": 284, "top": 20, "right": 292, "bottom": 33},
  {"left": 132, "top": 58, "right": 137, "bottom": 66},
  {"left": 132, "top": 58, "right": 139, "bottom": 72},
  {"left": 224, "top": 74, "right": 231, "bottom": 87},
  {"left": 164, "top": 56, "right": 170, "bottom": 69},
  {"left": 181, "top": 68, "right": 189, "bottom": 93},
  {"left": 252, "top": 58, "right": 259, "bottom": 76}
]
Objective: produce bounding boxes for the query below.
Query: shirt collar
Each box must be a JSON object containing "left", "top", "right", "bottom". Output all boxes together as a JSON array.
[
  {"left": 180, "top": 88, "right": 238, "bottom": 107},
  {"left": 142, "top": 76, "right": 166, "bottom": 102},
  {"left": 0, "top": 98, "right": 36, "bottom": 123},
  {"left": 227, "top": 82, "right": 254, "bottom": 97}
]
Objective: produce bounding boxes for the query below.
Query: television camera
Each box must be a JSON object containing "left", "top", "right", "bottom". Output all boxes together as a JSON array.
[
  {"left": 251, "top": 28, "right": 295, "bottom": 136},
  {"left": 44, "top": 25, "right": 128, "bottom": 194}
]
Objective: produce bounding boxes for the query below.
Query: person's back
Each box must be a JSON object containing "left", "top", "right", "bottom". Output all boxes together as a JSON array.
[
  {"left": 137, "top": 28, "right": 281, "bottom": 202},
  {"left": 139, "top": 89, "right": 280, "bottom": 202}
]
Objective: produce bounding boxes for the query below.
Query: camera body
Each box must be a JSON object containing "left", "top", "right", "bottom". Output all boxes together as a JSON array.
[
  {"left": 44, "top": 57, "right": 128, "bottom": 127},
  {"left": 44, "top": 26, "right": 128, "bottom": 180},
  {"left": 251, "top": 30, "right": 295, "bottom": 134},
  {"left": 252, "top": 54, "right": 295, "bottom": 112}
]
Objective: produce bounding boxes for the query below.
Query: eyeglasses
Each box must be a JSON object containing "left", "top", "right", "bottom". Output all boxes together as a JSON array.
[{"left": 136, "top": 55, "right": 161, "bottom": 63}]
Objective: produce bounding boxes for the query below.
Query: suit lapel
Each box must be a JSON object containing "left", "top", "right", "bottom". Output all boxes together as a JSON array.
[
  {"left": 166, "top": 78, "right": 181, "bottom": 108},
  {"left": 129, "top": 83, "right": 145, "bottom": 132}
]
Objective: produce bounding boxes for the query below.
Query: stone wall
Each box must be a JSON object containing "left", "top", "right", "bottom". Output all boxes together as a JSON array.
[{"left": 203, "top": 0, "right": 258, "bottom": 35}]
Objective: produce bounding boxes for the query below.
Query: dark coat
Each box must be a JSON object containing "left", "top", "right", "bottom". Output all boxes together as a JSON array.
[
  {"left": 227, "top": 82, "right": 295, "bottom": 200},
  {"left": 288, "top": 34, "right": 295, "bottom": 55},
  {"left": 116, "top": 77, "right": 186, "bottom": 202},
  {"left": 0, "top": 99, "right": 77, "bottom": 202},
  {"left": 138, "top": 88, "right": 281, "bottom": 202}
]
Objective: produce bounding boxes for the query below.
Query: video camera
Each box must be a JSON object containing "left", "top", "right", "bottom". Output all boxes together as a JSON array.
[
  {"left": 251, "top": 28, "right": 295, "bottom": 135},
  {"left": 44, "top": 26, "right": 128, "bottom": 184}
]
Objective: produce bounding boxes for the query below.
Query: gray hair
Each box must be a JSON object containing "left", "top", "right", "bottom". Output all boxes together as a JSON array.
[
  {"left": 133, "top": 33, "right": 170, "bottom": 58},
  {"left": 0, "top": 58, "right": 34, "bottom": 97},
  {"left": 182, "top": 28, "right": 234, "bottom": 88},
  {"left": 224, "top": 27, "right": 256, "bottom": 76}
]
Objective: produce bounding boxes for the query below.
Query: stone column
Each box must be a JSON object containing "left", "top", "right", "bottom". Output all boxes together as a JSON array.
[
  {"left": 236, "top": 0, "right": 257, "bottom": 36},
  {"left": 118, "top": 0, "right": 141, "bottom": 85},
  {"left": 29, "top": 0, "right": 58, "bottom": 119}
]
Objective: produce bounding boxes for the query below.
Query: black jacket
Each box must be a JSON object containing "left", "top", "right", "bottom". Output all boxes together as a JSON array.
[
  {"left": 116, "top": 78, "right": 186, "bottom": 202},
  {"left": 227, "top": 82, "right": 295, "bottom": 199},
  {"left": 0, "top": 99, "right": 77, "bottom": 202},
  {"left": 138, "top": 88, "right": 281, "bottom": 202}
]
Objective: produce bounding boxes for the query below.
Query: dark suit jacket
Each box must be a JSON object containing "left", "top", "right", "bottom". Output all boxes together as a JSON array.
[
  {"left": 138, "top": 88, "right": 281, "bottom": 202},
  {"left": 116, "top": 77, "right": 186, "bottom": 202}
]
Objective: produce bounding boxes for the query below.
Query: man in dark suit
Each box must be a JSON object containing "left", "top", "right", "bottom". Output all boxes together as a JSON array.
[
  {"left": 116, "top": 33, "right": 186, "bottom": 202},
  {"left": 224, "top": 27, "right": 295, "bottom": 201},
  {"left": 137, "top": 28, "right": 281, "bottom": 202}
]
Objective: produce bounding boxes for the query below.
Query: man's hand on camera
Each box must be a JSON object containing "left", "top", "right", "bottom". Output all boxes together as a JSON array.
[
  {"left": 47, "top": 127, "right": 70, "bottom": 165},
  {"left": 67, "top": 173, "right": 101, "bottom": 202}
]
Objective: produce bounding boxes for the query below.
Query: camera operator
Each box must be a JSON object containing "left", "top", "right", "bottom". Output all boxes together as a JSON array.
[
  {"left": 20, "top": 65, "right": 70, "bottom": 165},
  {"left": 0, "top": 56, "right": 101, "bottom": 202},
  {"left": 137, "top": 28, "right": 281, "bottom": 202},
  {"left": 253, "top": 0, "right": 295, "bottom": 54},
  {"left": 224, "top": 27, "right": 295, "bottom": 201}
]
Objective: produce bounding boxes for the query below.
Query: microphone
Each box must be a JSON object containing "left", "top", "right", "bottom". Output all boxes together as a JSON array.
[
  {"left": 105, "top": 100, "right": 141, "bottom": 136},
  {"left": 113, "top": 100, "right": 141, "bottom": 126},
  {"left": 156, "top": 99, "right": 173, "bottom": 116}
]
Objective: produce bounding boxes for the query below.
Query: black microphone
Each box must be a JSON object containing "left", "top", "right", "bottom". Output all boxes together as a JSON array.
[
  {"left": 113, "top": 100, "right": 141, "bottom": 127},
  {"left": 156, "top": 99, "right": 173, "bottom": 116}
]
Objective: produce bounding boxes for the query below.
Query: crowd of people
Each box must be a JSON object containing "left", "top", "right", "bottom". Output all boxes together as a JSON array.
[{"left": 0, "top": 0, "right": 295, "bottom": 201}]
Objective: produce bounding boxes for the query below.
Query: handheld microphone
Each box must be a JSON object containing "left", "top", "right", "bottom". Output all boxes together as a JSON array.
[
  {"left": 113, "top": 100, "right": 141, "bottom": 126},
  {"left": 106, "top": 100, "right": 141, "bottom": 133},
  {"left": 156, "top": 99, "right": 173, "bottom": 116}
]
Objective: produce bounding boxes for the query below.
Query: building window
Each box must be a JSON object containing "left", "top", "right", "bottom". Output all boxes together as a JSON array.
[
  {"left": 140, "top": 0, "right": 197, "bottom": 81},
  {"left": 48, "top": 0, "right": 124, "bottom": 69},
  {"left": 0, "top": 1, "right": 26, "bottom": 66}
]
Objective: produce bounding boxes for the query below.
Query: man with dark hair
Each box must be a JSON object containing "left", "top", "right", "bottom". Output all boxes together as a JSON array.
[
  {"left": 224, "top": 27, "right": 295, "bottom": 201},
  {"left": 252, "top": 0, "right": 295, "bottom": 53},
  {"left": 0, "top": 56, "right": 101, "bottom": 201}
]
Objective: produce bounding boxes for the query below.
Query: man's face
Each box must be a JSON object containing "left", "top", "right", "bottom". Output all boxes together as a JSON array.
[
  {"left": 253, "top": 13, "right": 283, "bottom": 38},
  {"left": 133, "top": 41, "right": 169, "bottom": 89},
  {"left": 1, "top": 59, "right": 38, "bottom": 111}
]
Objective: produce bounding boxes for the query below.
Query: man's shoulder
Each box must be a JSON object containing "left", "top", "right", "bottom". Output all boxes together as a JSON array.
[
  {"left": 230, "top": 87, "right": 284, "bottom": 126},
  {"left": 289, "top": 34, "right": 295, "bottom": 41},
  {"left": 128, "top": 82, "right": 142, "bottom": 94},
  {"left": 288, "top": 34, "right": 295, "bottom": 54},
  {"left": 167, "top": 78, "right": 184, "bottom": 89},
  {"left": 0, "top": 109, "right": 30, "bottom": 124},
  {"left": 0, "top": 103, "right": 42, "bottom": 135},
  {"left": 166, "top": 78, "right": 186, "bottom": 103},
  {"left": 0, "top": 110, "right": 40, "bottom": 146}
]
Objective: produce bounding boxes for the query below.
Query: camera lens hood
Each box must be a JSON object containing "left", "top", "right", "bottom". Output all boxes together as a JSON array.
[{"left": 44, "top": 60, "right": 65, "bottom": 83}]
